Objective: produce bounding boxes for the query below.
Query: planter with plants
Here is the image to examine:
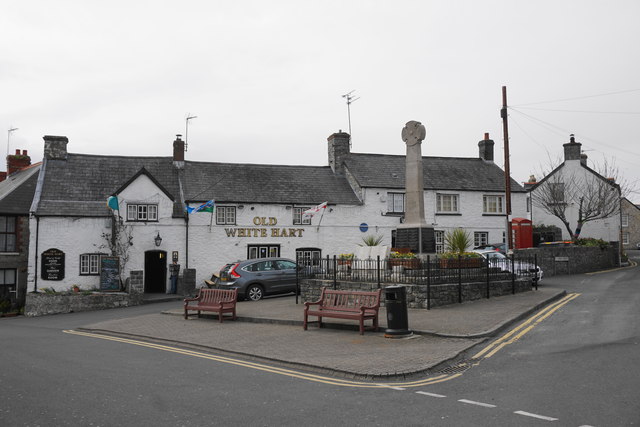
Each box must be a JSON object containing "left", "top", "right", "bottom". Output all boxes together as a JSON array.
[
  {"left": 439, "top": 228, "right": 482, "bottom": 268},
  {"left": 389, "top": 251, "right": 420, "bottom": 269},
  {"left": 337, "top": 253, "right": 354, "bottom": 266}
]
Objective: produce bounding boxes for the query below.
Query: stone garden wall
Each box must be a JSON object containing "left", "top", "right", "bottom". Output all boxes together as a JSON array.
[
  {"left": 300, "top": 277, "right": 532, "bottom": 309},
  {"left": 514, "top": 244, "right": 619, "bottom": 277}
]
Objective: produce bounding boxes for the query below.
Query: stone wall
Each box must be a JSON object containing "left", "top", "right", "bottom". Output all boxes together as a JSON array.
[
  {"left": 25, "top": 270, "right": 146, "bottom": 316},
  {"left": 24, "top": 292, "right": 139, "bottom": 317},
  {"left": 514, "top": 244, "right": 619, "bottom": 276},
  {"left": 300, "top": 277, "right": 532, "bottom": 309}
]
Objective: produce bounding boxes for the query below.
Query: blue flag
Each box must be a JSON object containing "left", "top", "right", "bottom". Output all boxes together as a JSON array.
[{"left": 186, "top": 200, "right": 215, "bottom": 214}]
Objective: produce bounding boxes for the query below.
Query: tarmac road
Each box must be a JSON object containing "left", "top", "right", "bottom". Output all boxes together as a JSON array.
[{"left": 1, "top": 259, "right": 638, "bottom": 425}]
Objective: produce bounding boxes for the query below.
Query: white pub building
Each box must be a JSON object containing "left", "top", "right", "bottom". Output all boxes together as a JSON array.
[{"left": 27, "top": 131, "right": 528, "bottom": 294}]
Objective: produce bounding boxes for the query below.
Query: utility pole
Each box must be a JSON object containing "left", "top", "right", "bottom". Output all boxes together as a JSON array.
[
  {"left": 341, "top": 90, "right": 359, "bottom": 146},
  {"left": 185, "top": 114, "right": 197, "bottom": 152},
  {"left": 501, "top": 86, "right": 513, "bottom": 251}
]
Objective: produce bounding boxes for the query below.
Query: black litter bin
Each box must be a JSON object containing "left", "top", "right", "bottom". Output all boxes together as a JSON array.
[{"left": 384, "top": 285, "right": 411, "bottom": 337}]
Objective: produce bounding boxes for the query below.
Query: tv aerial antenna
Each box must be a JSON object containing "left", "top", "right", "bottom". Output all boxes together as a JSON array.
[
  {"left": 341, "top": 90, "right": 360, "bottom": 145},
  {"left": 185, "top": 113, "right": 197, "bottom": 152},
  {"left": 7, "top": 127, "right": 18, "bottom": 157}
]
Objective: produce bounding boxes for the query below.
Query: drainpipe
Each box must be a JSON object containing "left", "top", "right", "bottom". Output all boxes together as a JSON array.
[
  {"left": 185, "top": 214, "right": 189, "bottom": 269},
  {"left": 33, "top": 215, "right": 39, "bottom": 293}
]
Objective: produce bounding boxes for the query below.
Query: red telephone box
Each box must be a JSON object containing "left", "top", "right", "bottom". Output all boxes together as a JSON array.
[{"left": 511, "top": 217, "right": 533, "bottom": 249}]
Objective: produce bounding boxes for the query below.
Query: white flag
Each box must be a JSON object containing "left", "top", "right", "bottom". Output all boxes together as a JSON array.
[{"left": 303, "top": 201, "right": 328, "bottom": 218}]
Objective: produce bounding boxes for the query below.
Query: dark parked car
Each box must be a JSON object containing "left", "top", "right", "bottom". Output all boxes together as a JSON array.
[
  {"left": 218, "top": 257, "right": 298, "bottom": 301},
  {"left": 473, "top": 242, "right": 506, "bottom": 253}
]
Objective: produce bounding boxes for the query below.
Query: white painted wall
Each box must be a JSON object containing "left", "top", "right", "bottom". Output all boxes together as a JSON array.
[
  {"left": 530, "top": 160, "right": 621, "bottom": 241},
  {"left": 27, "top": 174, "right": 186, "bottom": 292},
  {"left": 27, "top": 173, "right": 531, "bottom": 291}
]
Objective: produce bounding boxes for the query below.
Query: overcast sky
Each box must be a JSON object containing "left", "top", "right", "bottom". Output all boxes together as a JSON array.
[{"left": 2, "top": 0, "right": 639, "bottom": 202}]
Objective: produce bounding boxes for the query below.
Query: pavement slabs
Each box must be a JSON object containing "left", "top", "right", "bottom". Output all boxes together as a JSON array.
[{"left": 80, "top": 287, "right": 565, "bottom": 379}]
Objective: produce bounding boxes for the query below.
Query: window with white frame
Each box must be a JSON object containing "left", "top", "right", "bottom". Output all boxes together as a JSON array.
[
  {"left": 216, "top": 206, "right": 236, "bottom": 225},
  {"left": 126, "top": 203, "right": 158, "bottom": 222},
  {"left": 622, "top": 214, "right": 629, "bottom": 227},
  {"left": 387, "top": 192, "right": 405, "bottom": 214},
  {"left": 436, "top": 194, "right": 459, "bottom": 213},
  {"left": 293, "top": 207, "right": 311, "bottom": 225},
  {"left": 80, "top": 254, "right": 102, "bottom": 275},
  {"left": 474, "top": 232, "right": 488, "bottom": 247},
  {"left": 483, "top": 195, "right": 504, "bottom": 214},
  {"left": 623, "top": 232, "right": 630, "bottom": 245},
  {"left": 435, "top": 230, "right": 445, "bottom": 253}
]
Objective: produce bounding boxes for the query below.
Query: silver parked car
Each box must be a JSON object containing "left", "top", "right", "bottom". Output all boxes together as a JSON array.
[
  {"left": 218, "top": 257, "right": 298, "bottom": 301},
  {"left": 474, "top": 249, "right": 544, "bottom": 284}
]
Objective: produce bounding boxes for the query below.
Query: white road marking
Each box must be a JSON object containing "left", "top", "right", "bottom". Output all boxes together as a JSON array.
[
  {"left": 458, "top": 399, "right": 496, "bottom": 408},
  {"left": 416, "top": 391, "right": 446, "bottom": 398},
  {"left": 380, "top": 386, "right": 405, "bottom": 390},
  {"left": 514, "top": 410, "right": 558, "bottom": 421}
]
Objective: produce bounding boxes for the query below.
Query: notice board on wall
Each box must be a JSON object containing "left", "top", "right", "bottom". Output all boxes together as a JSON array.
[
  {"left": 41, "top": 248, "right": 65, "bottom": 281},
  {"left": 100, "top": 256, "right": 120, "bottom": 291}
]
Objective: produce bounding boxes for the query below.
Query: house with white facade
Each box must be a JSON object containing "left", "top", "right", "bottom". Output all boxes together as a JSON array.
[
  {"left": 527, "top": 135, "right": 622, "bottom": 242},
  {"left": 27, "top": 131, "right": 527, "bottom": 295}
]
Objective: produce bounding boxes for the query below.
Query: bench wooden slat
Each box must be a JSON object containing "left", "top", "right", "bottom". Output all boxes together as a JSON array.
[
  {"left": 303, "top": 287, "right": 382, "bottom": 335},
  {"left": 184, "top": 288, "right": 238, "bottom": 323}
]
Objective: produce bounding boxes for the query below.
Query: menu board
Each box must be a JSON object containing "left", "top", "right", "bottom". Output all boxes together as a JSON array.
[
  {"left": 41, "top": 248, "right": 65, "bottom": 281},
  {"left": 100, "top": 256, "right": 120, "bottom": 291}
]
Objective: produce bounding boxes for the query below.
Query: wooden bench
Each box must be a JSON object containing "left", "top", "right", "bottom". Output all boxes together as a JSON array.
[
  {"left": 184, "top": 288, "right": 238, "bottom": 322},
  {"left": 303, "top": 288, "right": 382, "bottom": 335}
]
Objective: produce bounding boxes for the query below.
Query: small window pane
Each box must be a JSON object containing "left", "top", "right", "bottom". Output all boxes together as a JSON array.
[
  {"left": 127, "top": 205, "right": 137, "bottom": 221},
  {"left": 138, "top": 205, "right": 147, "bottom": 220},
  {"left": 148, "top": 205, "right": 158, "bottom": 221}
]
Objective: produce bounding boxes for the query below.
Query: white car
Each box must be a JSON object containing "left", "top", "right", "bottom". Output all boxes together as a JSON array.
[{"left": 474, "top": 249, "right": 543, "bottom": 284}]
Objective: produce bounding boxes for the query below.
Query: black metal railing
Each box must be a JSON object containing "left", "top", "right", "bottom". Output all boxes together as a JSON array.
[{"left": 297, "top": 254, "right": 541, "bottom": 290}]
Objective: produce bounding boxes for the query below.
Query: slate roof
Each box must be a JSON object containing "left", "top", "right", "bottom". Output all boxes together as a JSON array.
[
  {"left": 183, "top": 161, "right": 362, "bottom": 204},
  {"left": 33, "top": 150, "right": 524, "bottom": 217},
  {"left": 36, "top": 154, "right": 183, "bottom": 217},
  {"left": 344, "top": 153, "right": 526, "bottom": 192},
  {"left": 0, "top": 163, "right": 42, "bottom": 214}
]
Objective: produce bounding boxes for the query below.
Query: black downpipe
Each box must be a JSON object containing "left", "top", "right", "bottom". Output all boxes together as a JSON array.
[{"left": 33, "top": 215, "right": 39, "bottom": 293}]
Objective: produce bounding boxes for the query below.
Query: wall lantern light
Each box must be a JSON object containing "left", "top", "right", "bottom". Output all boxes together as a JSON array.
[{"left": 154, "top": 232, "right": 163, "bottom": 247}]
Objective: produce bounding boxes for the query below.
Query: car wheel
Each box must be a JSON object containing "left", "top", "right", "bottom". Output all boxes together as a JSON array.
[{"left": 246, "top": 284, "right": 264, "bottom": 301}]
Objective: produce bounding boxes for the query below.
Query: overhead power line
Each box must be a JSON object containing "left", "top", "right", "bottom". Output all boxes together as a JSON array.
[{"left": 512, "top": 88, "right": 640, "bottom": 107}]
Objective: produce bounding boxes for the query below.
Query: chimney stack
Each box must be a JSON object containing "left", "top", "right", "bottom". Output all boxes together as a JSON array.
[
  {"left": 580, "top": 152, "right": 588, "bottom": 166},
  {"left": 478, "top": 132, "right": 494, "bottom": 162},
  {"left": 563, "top": 134, "right": 582, "bottom": 161},
  {"left": 327, "top": 130, "right": 351, "bottom": 174},
  {"left": 43, "top": 135, "right": 69, "bottom": 160},
  {"left": 7, "top": 149, "right": 31, "bottom": 175},
  {"left": 173, "top": 134, "right": 185, "bottom": 168}
]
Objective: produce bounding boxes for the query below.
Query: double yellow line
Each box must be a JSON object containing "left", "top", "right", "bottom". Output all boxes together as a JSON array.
[
  {"left": 472, "top": 292, "right": 580, "bottom": 360},
  {"left": 63, "top": 329, "right": 460, "bottom": 388}
]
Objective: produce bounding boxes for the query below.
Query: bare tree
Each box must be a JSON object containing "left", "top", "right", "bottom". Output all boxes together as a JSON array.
[
  {"left": 97, "top": 216, "right": 134, "bottom": 290},
  {"left": 531, "top": 159, "right": 626, "bottom": 240}
]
